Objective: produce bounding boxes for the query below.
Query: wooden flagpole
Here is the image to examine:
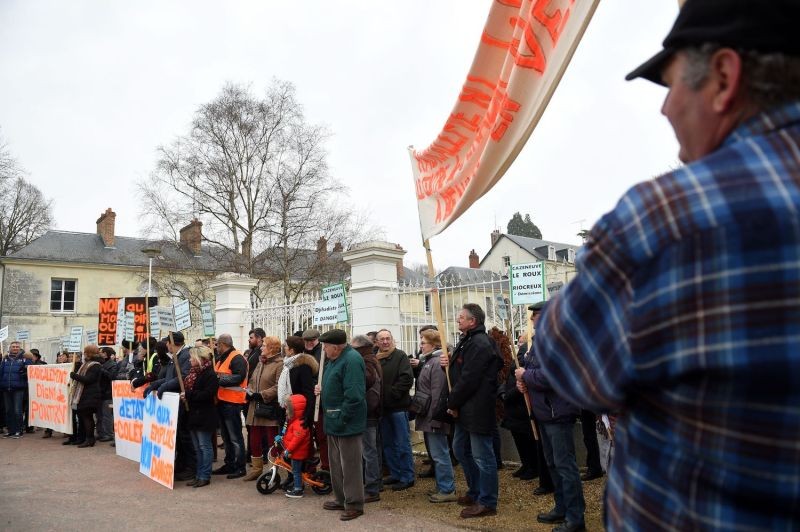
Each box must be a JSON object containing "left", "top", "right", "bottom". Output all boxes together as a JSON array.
[
  {"left": 314, "top": 353, "right": 325, "bottom": 423},
  {"left": 423, "top": 239, "right": 452, "bottom": 393},
  {"left": 502, "top": 316, "right": 539, "bottom": 440},
  {"left": 169, "top": 331, "right": 189, "bottom": 410}
]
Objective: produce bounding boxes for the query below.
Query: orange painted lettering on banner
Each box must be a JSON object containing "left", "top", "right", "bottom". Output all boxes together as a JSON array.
[
  {"left": 532, "top": 0, "right": 573, "bottom": 46},
  {"left": 150, "top": 425, "right": 176, "bottom": 451},
  {"left": 150, "top": 455, "right": 174, "bottom": 486},
  {"left": 28, "top": 365, "right": 69, "bottom": 384},
  {"left": 30, "top": 400, "right": 68, "bottom": 425},
  {"left": 115, "top": 419, "right": 143, "bottom": 443}
]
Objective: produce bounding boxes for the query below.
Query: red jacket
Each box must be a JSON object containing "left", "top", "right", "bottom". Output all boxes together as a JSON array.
[{"left": 283, "top": 394, "right": 312, "bottom": 461}]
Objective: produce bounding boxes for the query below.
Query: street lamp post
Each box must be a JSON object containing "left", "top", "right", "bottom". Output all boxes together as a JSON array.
[{"left": 141, "top": 246, "right": 161, "bottom": 371}]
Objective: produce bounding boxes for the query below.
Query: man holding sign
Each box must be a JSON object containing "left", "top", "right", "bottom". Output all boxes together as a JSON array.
[
  {"left": 534, "top": 1, "right": 800, "bottom": 530},
  {"left": 145, "top": 331, "right": 195, "bottom": 482}
]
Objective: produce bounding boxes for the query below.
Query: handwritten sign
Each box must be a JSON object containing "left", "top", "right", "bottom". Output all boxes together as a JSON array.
[
  {"left": 124, "top": 311, "right": 136, "bottom": 342},
  {"left": 321, "top": 283, "right": 349, "bottom": 323},
  {"left": 86, "top": 330, "right": 98, "bottom": 345},
  {"left": 150, "top": 311, "right": 161, "bottom": 339},
  {"left": 154, "top": 306, "right": 176, "bottom": 333},
  {"left": 509, "top": 262, "right": 545, "bottom": 305},
  {"left": 409, "top": 0, "right": 599, "bottom": 240},
  {"left": 139, "top": 392, "right": 179, "bottom": 489},
  {"left": 98, "top": 297, "right": 157, "bottom": 346},
  {"left": 68, "top": 326, "right": 84, "bottom": 353},
  {"left": 27, "top": 363, "right": 73, "bottom": 434},
  {"left": 115, "top": 297, "right": 127, "bottom": 345},
  {"left": 313, "top": 300, "right": 339, "bottom": 326},
  {"left": 200, "top": 301, "right": 215, "bottom": 337},
  {"left": 112, "top": 380, "right": 146, "bottom": 462},
  {"left": 173, "top": 300, "right": 191, "bottom": 331},
  {"left": 16, "top": 330, "right": 30, "bottom": 341},
  {"left": 0, "top": 326, "right": 8, "bottom": 343}
]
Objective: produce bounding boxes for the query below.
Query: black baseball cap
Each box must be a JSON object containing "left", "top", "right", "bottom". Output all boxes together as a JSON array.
[{"left": 626, "top": 0, "right": 800, "bottom": 86}]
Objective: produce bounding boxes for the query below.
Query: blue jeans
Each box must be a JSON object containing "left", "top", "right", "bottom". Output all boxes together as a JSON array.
[
  {"left": 540, "top": 422, "right": 585, "bottom": 526},
  {"left": 380, "top": 411, "right": 415, "bottom": 484},
  {"left": 362, "top": 424, "right": 382, "bottom": 495},
  {"left": 217, "top": 403, "right": 245, "bottom": 471},
  {"left": 190, "top": 430, "right": 213, "bottom": 480},
  {"left": 292, "top": 459, "right": 304, "bottom": 490},
  {"left": 427, "top": 431, "right": 455, "bottom": 494},
  {"left": 453, "top": 424, "right": 498, "bottom": 508},
  {"left": 3, "top": 390, "right": 25, "bottom": 435}
]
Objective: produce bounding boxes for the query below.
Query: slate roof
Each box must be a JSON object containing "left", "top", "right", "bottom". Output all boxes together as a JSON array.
[
  {"left": 481, "top": 233, "right": 581, "bottom": 265},
  {"left": 2, "top": 230, "right": 228, "bottom": 271}
]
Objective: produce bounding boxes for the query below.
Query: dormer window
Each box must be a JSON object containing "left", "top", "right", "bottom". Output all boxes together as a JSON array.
[
  {"left": 547, "top": 245, "right": 555, "bottom": 261},
  {"left": 568, "top": 248, "right": 575, "bottom": 263}
]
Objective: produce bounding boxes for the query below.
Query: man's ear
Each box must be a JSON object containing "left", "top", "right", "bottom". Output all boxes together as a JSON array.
[{"left": 708, "top": 48, "right": 744, "bottom": 113}]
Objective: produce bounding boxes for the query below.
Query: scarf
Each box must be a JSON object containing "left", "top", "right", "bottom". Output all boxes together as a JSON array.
[
  {"left": 71, "top": 360, "right": 99, "bottom": 408},
  {"left": 184, "top": 359, "right": 211, "bottom": 391},
  {"left": 278, "top": 354, "right": 301, "bottom": 408},
  {"left": 376, "top": 347, "right": 395, "bottom": 361}
]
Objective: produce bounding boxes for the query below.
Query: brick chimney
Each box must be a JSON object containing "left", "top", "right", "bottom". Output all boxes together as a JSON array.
[
  {"left": 332, "top": 242, "right": 343, "bottom": 253},
  {"left": 317, "top": 237, "right": 328, "bottom": 261},
  {"left": 491, "top": 229, "right": 502, "bottom": 247},
  {"left": 179, "top": 218, "right": 203, "bottom": 256},
  {"left": 469, "top": 249, "right": 480, "bottom": 269},
  {"left": 96, "top": 208, "right": 116, "bottom": 248}
]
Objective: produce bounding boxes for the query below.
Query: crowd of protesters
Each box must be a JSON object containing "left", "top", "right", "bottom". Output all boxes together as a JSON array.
[
  {"left": 3, "top": 2, "right": 799, "bottom": 530},
  {"left": 1, "top": 302, "right": 609, "bottom": 531}
]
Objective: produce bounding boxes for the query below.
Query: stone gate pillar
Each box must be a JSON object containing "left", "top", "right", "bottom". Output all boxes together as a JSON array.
[
  {"left": 209, "top": 273, "right": 257, "bottom": 350},
  {"left": 342, "top": 241, "right": 405, "bottom": 338}
]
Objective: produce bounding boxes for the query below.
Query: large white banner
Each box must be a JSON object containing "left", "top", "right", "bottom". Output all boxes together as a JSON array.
[
  {"left": 410, "top": 0, "right": 599, "bottom": 240},
  {"left": 112, "top": 380, "right": 146, "bottom": 462},
  {"left": 27, "top": 363, "right": 73, "bottom": 434},
  {"left": 139, "top": 392, "right": 179, "bottom": 489}
]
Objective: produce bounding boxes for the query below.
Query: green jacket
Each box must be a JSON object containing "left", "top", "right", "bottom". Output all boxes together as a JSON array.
[{"left": 321, "top": 345, "right": 366, "bottom": 437}]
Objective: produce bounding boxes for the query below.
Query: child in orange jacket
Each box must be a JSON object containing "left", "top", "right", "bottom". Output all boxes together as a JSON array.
[{"left": 283, "top": 393, "right": 312, "bottom": 498}]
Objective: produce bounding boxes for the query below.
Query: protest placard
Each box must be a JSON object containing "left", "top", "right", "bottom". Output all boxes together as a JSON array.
[
  {"left": 154, "top": 306, "right": 176, "bottom": 332},
  {"left": 0, "top": 326, "right": 8, "bottom": 343},
  {"left": 321, "top": 283, "right": 349, "bottom": 323},
  {"left": 115, "top": 297, "right": 127, "bottom": 345},
  {"left": 139, "top": 392, "right": 179, "bottom": 489},
  {"left": 60, "top": 336, "right": 70, "bottom": 350},
  {"left": 16, "top": 330, "right": 30, "bottom": 342},
  {"left": 68, "top": 326, "right": 84, "bottom": 353},
  {"left": 313, "top": 300, "right": 339, "bottom": 326},
  {"left": 124, "top": 311, "right": 135, "bottom": 342},
  {"left": 98, "top": 297, "right": 157, "bottom": 346},
  {"left": 112, "top": 380, "right": 145, "bottom": 462},
  {"left": 27, "top": 363, "right": 73, "bottom": 434},
  {"left": 149, "top": 312, "right": 161, "bottom": 339},
  {"left": 86, "top": 330, "right": 98, "bottom": 345},
  {"left": 173, "top": 300, "right": 191, "bottom": 331},
  {"left": 200, "top": 301, "right": 215, "bottom": 337},
  {"left": 509, "top": 262, "right": 546, "bottom": 305}
]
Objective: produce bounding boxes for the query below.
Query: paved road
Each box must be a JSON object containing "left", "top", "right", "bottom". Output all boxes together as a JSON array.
[{"left": 0, "top": 432, "right": 460, "bottom": 532}]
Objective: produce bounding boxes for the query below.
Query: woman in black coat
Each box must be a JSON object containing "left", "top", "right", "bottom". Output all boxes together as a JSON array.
[
  {"left": 70, "top": 346, "right": 104, "bottom": 448},
  {"left": 181, "top": 346, "right": 219, "bottom": 488},
  {"left": 280, "top": 336, "right": 319, "bottom": 428}
]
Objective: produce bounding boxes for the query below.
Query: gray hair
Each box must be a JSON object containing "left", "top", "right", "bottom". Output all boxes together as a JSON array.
[
  {"left": 682, "top": 44, "right": 800, "bottom": 110},
  {"left": 216, "top": 333, "right": 233, "bottom": 347},
  {"left": 350, "top": 334, "right": 373, "bottom": 349}
]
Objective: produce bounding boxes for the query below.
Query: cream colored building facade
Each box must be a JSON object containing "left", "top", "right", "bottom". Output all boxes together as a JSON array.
[{"left": 0, "top": 210, "right": 216, "bottom": 361}]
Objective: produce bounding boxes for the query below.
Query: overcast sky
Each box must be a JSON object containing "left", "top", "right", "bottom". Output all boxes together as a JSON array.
[{"left": 0, "top": 0, "right": 680, "bottom": 268}]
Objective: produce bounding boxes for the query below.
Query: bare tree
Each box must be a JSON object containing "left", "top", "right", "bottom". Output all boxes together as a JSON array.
[
  {"left": 139, "top": 80, "right": 378, "bottom": 303},
  {"left": 0, "top": 135, "right": 53, "bottom": 256}
]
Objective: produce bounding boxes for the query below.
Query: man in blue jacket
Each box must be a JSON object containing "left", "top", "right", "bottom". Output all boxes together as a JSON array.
[
  {"left": 1, "top": 341, "right": 33, "bottom": 439},
  {"left": 517, "top": 302, "right": 584, "bottom": 532}
]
